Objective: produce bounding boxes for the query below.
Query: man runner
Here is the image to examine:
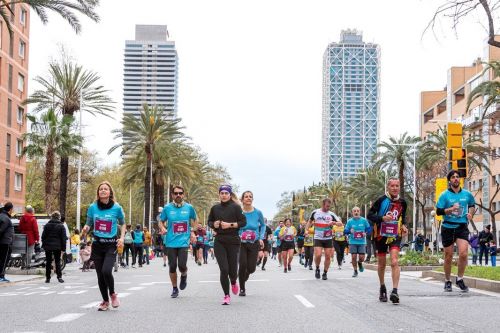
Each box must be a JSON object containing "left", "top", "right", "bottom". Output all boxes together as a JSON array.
[
  {"left": 306, "top": 198, "right": 339, "bottom": 280},
  {"left": 436, "top": 169, "right": 475, "bottom": 292},
  {"left": 159, "top": 185, "right": 198, "bottom": 298},
  {"left": 368, "top": 178, "right": 408, "bottom": 304},
  {"left": 344, "top": 207, "right": 371, "bottom": 277}
]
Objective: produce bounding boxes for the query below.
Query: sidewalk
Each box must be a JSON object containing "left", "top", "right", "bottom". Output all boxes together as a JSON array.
[{"left": 0, "top": 274, "right": 43, "bottom": 286}]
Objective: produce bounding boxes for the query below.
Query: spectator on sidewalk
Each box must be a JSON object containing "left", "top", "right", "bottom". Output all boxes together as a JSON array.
[
  {"left": 19, "top": 205, "right": 39, "bottom": 268},
  {"left": 143, "top": 226, "right": 152, "bottom": 265},
  {"left": 489, "top": 240, "right": 497, "bottom": 267},
  {"left": 469, "top": 231, "right": 480, "bottom": 265},
  {"left": 424, "top": 238, "right": 430, "bottom": 252},
  {"left": 61, "top": 216, "right": 72, "bottom": 263},
  {"left": 41, "top": 211, "right": 67, "bottom": 283},
  {"left": 415, "top": 232, "right": 425, "bottom": 252},
  {"left": 0, "top": 202, "right": 14, "bottom": 283},
  {"left": 479, "top": 225, "right": 493, "bottom": 266}
]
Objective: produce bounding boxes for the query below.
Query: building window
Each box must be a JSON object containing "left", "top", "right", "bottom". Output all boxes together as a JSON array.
[
  {"left": 20, "top": 8, "right": 26, "bottom": 26},
  {"left": 6, "top": 133, "right": 11, "bottom": 162},
  {"left": 7, "top": 99, "right": 12, "bottom": 127},
  {"left": 14, "top": 172, "right": 22, "bottom": 191},
  {"left": 17, "top": 73, "right": 24, "bottom": 92},
  {"left": 19, "top": 40, "right": 25, "bottom": 58},
  {"left": 17, "top": 106, "right": 23, "bottom": 125},
  {"left": 5, "top": 169, "right": 10, "bottom": 197},
  {"left": 16, "top": 139, "right": 22, "bottom": 156}
]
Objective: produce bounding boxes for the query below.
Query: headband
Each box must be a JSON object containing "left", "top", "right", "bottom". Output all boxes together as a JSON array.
[{"left": 219, "top": 185, "right": 232, "bottom": 194}]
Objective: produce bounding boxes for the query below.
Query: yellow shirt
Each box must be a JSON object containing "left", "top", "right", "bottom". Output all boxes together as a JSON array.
[
  {"left": 144, "top": 231, "right": 152, "bottom": 246},
  {"left": 333, "top": 225, "right": 346, "bottom": 241},
  {"left": 71, "top": 234, "right": 81, "bottom": 246},
  {"left": 279, "top": 226, "right": 297, "bottom": 241},
  {"left": 304, "top": 227, "right": 314, "bottom": 247}
]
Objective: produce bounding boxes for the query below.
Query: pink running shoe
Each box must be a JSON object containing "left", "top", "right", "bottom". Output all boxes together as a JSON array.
[
  {"left": 110, "top": 293, "right": 120, "bottom": 308},
  {"left": 231, "top": 283, "right": 239, "bottom": 295},
  {"left": 222, "top": 295, "right": 231, "bottom": 305},
  {"left": 98, "top": 301, "right": 110, "bottom": 311}
]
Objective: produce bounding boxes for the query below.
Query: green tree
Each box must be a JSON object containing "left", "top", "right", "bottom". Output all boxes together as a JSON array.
[
  {"left": 25, "top": 58, "right": 114, "bottom": 217},
  {"left": 22, "top": 109, "right": 82, "bottom": 213},
  {"left": 0, "top": 0, "right": 100, "bottom": 35},
  {"left": 467, "top": 60, "right": 500, "bottom": 118}
]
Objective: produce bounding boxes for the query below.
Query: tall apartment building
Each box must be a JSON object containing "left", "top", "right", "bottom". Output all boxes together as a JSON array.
[
  {"left": 123, "top": 25, "right": 178, "bottom": 119},
  {"left": 321, "top": 29, "right": 380, "bottom": 183},
  {"left": 0, "top": 5, "right": 29, "bottom": 212},
  {"left": 420, "top": 37, "right": 500, "bottom": 239}
]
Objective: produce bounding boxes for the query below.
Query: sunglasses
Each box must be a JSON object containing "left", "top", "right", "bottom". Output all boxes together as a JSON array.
[{"left": 173, "top": 192, "right": 184, "bottom": 196}]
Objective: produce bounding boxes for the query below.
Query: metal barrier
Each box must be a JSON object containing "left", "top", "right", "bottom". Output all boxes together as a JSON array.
[{"left": 9, "top": 234, "right": 28, "bottom": 272}]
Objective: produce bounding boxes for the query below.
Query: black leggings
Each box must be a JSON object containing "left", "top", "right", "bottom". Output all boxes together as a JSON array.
[
  {"left": 304, "top": 246, "right": 314, "bottom": 266},
  {"left": 214, "top": 237, "right": 240, "bottom": 295},
  {"left": 166, "top": 247, "right": 188, "bottom": 274},
  {"left": 333, "top": 240, "right": 347, "bottom": 266},
  {"left": 123, "top": 243, "right": 134, "bottom": 266},
  {"left": 133, "top": 244, "right": 144, "bottom": 266},
  {"left": 91, "top": 241, "right": 117, "bottom": 302},
  {"left": 45, "top": 250, "right": 62, "bottom": 279},
  {"left": 238, "top": 242, "right": 259, "bottom": 291}
]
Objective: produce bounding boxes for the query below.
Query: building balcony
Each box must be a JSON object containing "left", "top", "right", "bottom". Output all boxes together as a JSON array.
[
  {"left": 484, "top": 104, "right": 500, "bottom": 119},
  {"left": 462, "top": 108, "right": 482, "bottom": 128}
]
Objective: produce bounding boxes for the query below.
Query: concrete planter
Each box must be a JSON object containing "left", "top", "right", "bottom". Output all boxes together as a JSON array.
[
  {"left": 364, "top": 263, "right": 440, "bottom": 272},
  {"left": 422, "top": 270, "right": 500, "bottom": 293}
]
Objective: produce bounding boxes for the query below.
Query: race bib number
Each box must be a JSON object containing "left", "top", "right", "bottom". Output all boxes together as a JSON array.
[
  {"left": 450, "top": 205, "right": 466, "bottom": 217},
  {"left": 241, "top": 230, "right": 256, "bottom": 242},
  {"left": 353, "top": 231, "right": 365, "bottom": 240},
  {"left": 380, "top": 221, "right": 399, "bottom": 238},
  {"left": 335, "top": 232, "right": 343, "bottom": 239},
  {"left": 95, "top": 219, "right": 112, "bottom": 234},
  {"left": 284, "top": 235, "right": 294, "bottom": 241},
  {"left": 197, "top": 236, "right": 204, "bottom": 243},
  {"left": 323, "top": 230, "right": 333, "bottom": 238},
  {"left": 173, "top": 221, "right": 188, "bottom": 234}
]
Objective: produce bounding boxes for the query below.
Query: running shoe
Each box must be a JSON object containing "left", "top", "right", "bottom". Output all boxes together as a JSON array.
[
  {"left": 284, "top": 268, "right": 287, "bottom": 273},
  {"left": 110, "top": 293, "right": 120, "bottom": 308},
  {"left": 163, "top": 263, "right": 166, "bottom": 267},
  {"left": 261, "top": 267, "right": 266, "bottom": 271},
  {"left": 390, "top": 290, "right": 400, "bottom": 304},
  {"left": 197, "top": 262, "right": 202, "bottom": 266},
  {"left": 239, "top": 289, "right": 246, "bottom": 297},
  {"left": 338, "top": 265, "right": 342, "bottom": 270},
  {"left": 180, "top": 275, "right": 187, "bottom": 290},
  {"left": 444, "top": 280, "right": 452, "bottom": 292},
  {"left": 456, "top": 278, "right": 469, "bottom": 292},
  {"left": 222, "top": 295, "right": 231, "bottom": 305},
  {"left": 132, "top": 265, "right": 136, "bottom": 269},
  {"left": 57, "top": 278, "right": 64, "bottom": 283},
  {"left": 309, "top": 265, "right": 313, "bottom": 270},
  {"left": 322, "top": 272, "right": 328, "bottom": 280},
  {"left": 171, "top": 287, "right": 179, "bottom": 298},
  {"left": 288, "top": 264, "right": 291, "bottom": 271},
  {"left": 0, "top": 277, "right": 10, "bottom": 283},
  {"left": 315, "top": 268, "right": 320, "bottom": 279},
  {"left": 304, "top": 262, "right": 307, "bottom": 268},
  {"left": 45, "top": 279, "right": 50, "bottom": 283},
  {"left": 379, "top": 285, "right": 388, "bottom": 302},
  {"left": 352, "top": 271, "right": 358, "bottom": 278},
  {"left": 98, "top": 301, "right": 110, "bottom": 311},
  {"left": 358, "top": 262, "right": 364, "bottom": 273},
  {"left": 231, "top": 283, "right": 239, "bottom": 295}
]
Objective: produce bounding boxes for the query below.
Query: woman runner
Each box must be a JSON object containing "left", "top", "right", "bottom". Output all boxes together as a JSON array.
[
  {"left": 303, "top": 225, "right": 314, "bottom": 270},
  {"left": 208, "top": 185, "right": 247, "bottom": 305},
  {"left": 81, "top": 181, "right": 126, "bottom": 311},
  {"left": 238, "top": 191, "right": 266, "bottom": 296},
  {"left": 333, "top": 220, "right": 347, "bottom": 269},
  {"left": 279, "top": 218, "right": 297, "bottom": 273}
]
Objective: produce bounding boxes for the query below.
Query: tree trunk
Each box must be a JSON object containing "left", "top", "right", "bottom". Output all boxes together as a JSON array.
[
  {"left": 421, "top": 204, "right": 427, "bottom": 236},
  {"left": 399, "top": 159, "right": 405, "bottom": 200},
  {"left": 59, "top": 156, "right": 69, "bottom": 217},
  {"left": 490, "top": 212, "right": 498, "bottom": 243},
  {"left": 144, "top": 152, "right": 152, "bottom": 229},
  {"left": 44, "top": 148, "right": 55, "bottom": 214},
  {"left": 158, "top": 182, "right": 165, "bottom": 208}
]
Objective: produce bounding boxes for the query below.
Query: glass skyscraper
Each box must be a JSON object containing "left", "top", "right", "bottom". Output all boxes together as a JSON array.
[
  {"left": 123, "top": 25, "right": 178, "bottom": 119},
  {"left": 321, "top": 29, "right": 380, "bottom": 183}
]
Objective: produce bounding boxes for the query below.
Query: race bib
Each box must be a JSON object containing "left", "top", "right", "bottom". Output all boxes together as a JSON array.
[
  {"left": 197, "top": 236, "right": 204, "bottom": 243},
  {"left": 380, "top": 221, "right": 399, "bottom": 238},
  {"left": 95, "top": 219, "right": 112, "bottom": 234},
  {"left": 353, "top": 231, "right": 365, "bottom": 240},
  {"left": 450, "top": 205, "right": 466, "bottom": 217},
  {"left": 284, "top": 235, "right": 294, "bottom": 241},
  {"left": 173, "top": 221, "right": 188, "bottom": 234},
  {"left": 241, "top": 230, "right": 256, "bottom": 242},
  {"left": 335, "top": 232, "right": 343, "bottom": 239},
  {"left": 323, "top": 230, "right": 333, "bottom": 238}
]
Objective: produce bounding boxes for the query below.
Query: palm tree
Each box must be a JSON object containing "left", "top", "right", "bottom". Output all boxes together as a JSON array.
[
  {"left": 0, "top": 0, "right": 100, "bottom": 35},
  {"left": 323, "top": 180, "right": 344, "bottom": 214},
  {"left": 347, "top": 167, "right": 387, "bottom": 207},
  {"left": 22, "top": 109, "right": 82, "bottom": 213},
  {"left": 25, "top": 58, "right": 114, "bottom": 217},
  {"left": 373, "top": 133, "right": 421, "bottom": 200},
  {"left": 109, "top": 104, "right": 185, "bottom": 227},
  {"left": 467, "top": 60, "right": 500, "bottom": 118}
]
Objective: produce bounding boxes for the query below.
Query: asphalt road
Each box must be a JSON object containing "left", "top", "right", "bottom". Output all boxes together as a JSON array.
[{"left": 1, "top": 252, "right": 499, "bottom": 333}]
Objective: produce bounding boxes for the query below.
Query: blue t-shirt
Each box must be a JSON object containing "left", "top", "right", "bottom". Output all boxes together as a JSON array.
[
  {"left": 160, "top": 202, "right": 197, "bottom": 248},
  {"left": 344, "top": 217, "right": 371, "bottom": 245},
  {"left": 436, "top": 188, "right": 475, "bottom": 228},
  {"left": 240, "top": 208, "right": 266, "bottom": 243},
  {"left": 86, "top": 202, "right": 125, "bottom": 239},
  {"left": 274, "top": 227, "right": 282, "bottom": 246}
]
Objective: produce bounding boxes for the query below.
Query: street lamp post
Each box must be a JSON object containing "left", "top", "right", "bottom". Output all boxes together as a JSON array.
[{"left": 76, "top": 89, "right": 83, "bottom": 232}]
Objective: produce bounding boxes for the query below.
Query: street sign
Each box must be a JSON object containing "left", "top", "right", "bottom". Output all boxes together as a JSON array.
[{"left": 446, "top": 123, "right": 463, "bottom": 149}]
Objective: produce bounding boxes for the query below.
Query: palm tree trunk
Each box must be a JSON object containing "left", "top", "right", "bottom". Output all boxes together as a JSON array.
[
  {"left": 421, "top": 204, "right": 427, "bottom": 236},
  {"left": 144, "top": 153, "right": 152, "bottom": 229},
  {"left": 59, "top": 156, "right": 69, "bottom": 216},
  {"left": 158, "top": 182, "right": 165, "bottom": 208},
  {"left": 399, "top": 159, "right": 405, "bottom": 200},
  {"left": 45, "top": 147, "right": 55, "bottom": 214}
]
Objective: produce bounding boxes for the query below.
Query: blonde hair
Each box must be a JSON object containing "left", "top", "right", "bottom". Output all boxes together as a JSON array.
[{"left": 96, "top": 181, "right": 115, "bottom": 201}]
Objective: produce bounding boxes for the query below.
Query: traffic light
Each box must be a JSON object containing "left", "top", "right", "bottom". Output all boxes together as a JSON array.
[
  {"left": 447, "top": 148, "right": 467, "bottom": 178},
  {"left": 447, "top": 123, "right": 463, "bottom": 149}
]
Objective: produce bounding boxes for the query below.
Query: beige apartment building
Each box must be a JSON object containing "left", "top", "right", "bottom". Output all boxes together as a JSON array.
[
  {"left": 0, "top": 5, "right": 29, "bottom": 212},
  {"left": 420, "top": 37, "right": 500, "bottom": 241}
]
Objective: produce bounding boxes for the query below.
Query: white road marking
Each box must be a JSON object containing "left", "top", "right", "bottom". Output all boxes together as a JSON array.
[
  {"left": 247, "top": 279, "right": 269, "bottom": 282},
  {"left": 127, "top": 287, "right": 145, "bottom": 291},
  {"left": 81, "top": 301, "right": 101, "bottom": 309},
  {"left": 197, "top": 280, "right": 219, "bottom": 283},
  {"left": 0, "top": 292, "right": 19, "bottom": 296},
  {"left": 115, "top": 282, "right": 132, "bottom": 285},
  {"left": 289, "top": 278, "right": 312, "bottom": 281},
  {"left": 420, "top": 277, "right": 434, "bottom": 281},
  {"left": 57, "top": 290, "right": 87, "bottom": 295},
  {"left": 118, "top": 292, "right": 131, "bottom": 298},
  {"left": 198, "top": 279, "right": 269, "bottom": 283},
  {"left": 90, "top": 285, "right": 99, "bottom": 289},
  {"left": 140, "top": 282, "right": 168, "bottom": 286},
  {"left": 133, "top": 275, "right": 152, "bottom": 277},
  {"left": 16, "top": 287, "right": 31, "bottom": 291},
  {"left": 294, "top": 295, "right": 315, "bottom": 308},
  {"left": 40, "top": 291, "right": 56, "bottom": 295},
  {"left": 46, "top": 313, "right": 85, "bottom": 323}
]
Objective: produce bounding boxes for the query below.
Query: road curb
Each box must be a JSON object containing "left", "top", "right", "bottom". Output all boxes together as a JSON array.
[
  {"left": 364, "top": 263, "right": 440, "bottom": 272},
  {"left": 422, "top": 271, "right": 500, "bottom": 293},
  {"left": 0, "top": 275, "right": 44, "bottom": 288}
]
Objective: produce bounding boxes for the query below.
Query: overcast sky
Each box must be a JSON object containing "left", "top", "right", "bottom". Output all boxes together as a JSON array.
[{"left": 28, "top": 0, "right": 494, "bottom": 217}]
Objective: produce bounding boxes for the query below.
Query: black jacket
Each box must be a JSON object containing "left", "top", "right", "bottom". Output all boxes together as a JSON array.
[
  {"left": 0, "top": 211, "right": 13, "bottom": 245},
  {"left": 41, "top": 219, "right": 67, "bottom": 251},
  {"left": 479, "top": 231, "right": 493, "bottom": 246},
  {"left": 208, "top": 200, "right": 246, "bottom": 243}
]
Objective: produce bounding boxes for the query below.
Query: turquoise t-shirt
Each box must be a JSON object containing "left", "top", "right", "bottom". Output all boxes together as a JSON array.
[
  {"left": 344, "top": 217, "right": 371, "bottom": 245},
  {"left": 160, "top": 202, "right": 197, "bottom": 248},
  {"left": 86, "top": 202, "right": 125, "bottom": 238},
  {"left": 274, "top": 227, "right": 282, "bottom": 246},
  {"left": 240, "top": 208, "right": 266, "bottom": 243},
  {"left": 436, "top": 189, "right": 475, "bottom": 228}
]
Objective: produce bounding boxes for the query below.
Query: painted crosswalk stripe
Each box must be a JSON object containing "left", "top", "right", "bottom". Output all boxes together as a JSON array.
[
  {"left": 57, "top": 290, "right": 88, "bottom": 295},
  {"left": 46, "top": 313, "right": 85, "bottom": 323},
  {"left": 81, "top": 301, "right": 101, "bottom": 309},
  {"left": 115, "top": 282, "right": 132, "bottom": 285},
  {"left": 119, "top": 292, "right": 131, "bottom": 298},
  {"left": 127, "top": 287, "right": 145, "bottom": 291},
  {"left": 294, "top": 295, "right": 315, "bottom": 308}
]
